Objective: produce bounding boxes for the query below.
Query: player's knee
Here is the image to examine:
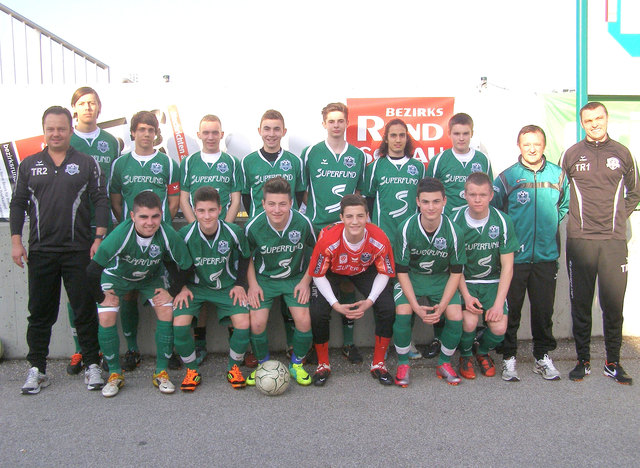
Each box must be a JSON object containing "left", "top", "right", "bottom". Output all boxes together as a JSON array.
[{"left": 462, "top": 311, "right": 478, "bottom": 331}]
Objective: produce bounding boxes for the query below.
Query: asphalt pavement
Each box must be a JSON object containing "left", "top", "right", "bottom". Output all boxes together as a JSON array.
[{"left": 1, "top": 337, "right": 639, "bottom": 468}]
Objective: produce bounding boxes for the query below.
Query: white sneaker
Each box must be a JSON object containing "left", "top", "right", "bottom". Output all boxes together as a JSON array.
[
  {"left": 153, "top": 370, "right": 175, "bottom": 394},
  {"left": 501, "top": 356, "right": 520, "bottom": 382},
  {"left": 21, "top": 367, "right": 50, "bottom": 394},
  {"left": 533, "top": 354, "right": 561, "bottom": 380},
  {"left": 102, "top": 373, "right": 124, "bottom": 398},
  {"left": 407, "top": 342, "right": 423, "bottom": 360},
  {"left": 84, "top": 364, "right": 105, "bottom": 390}
]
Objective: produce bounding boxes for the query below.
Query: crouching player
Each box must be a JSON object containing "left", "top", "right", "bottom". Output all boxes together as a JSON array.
[
  {"left": 173, "top": 186, "right": 251, "bottom": 391},
  {"left": 309, "top": 195, "right": 396, "bottom": 386},
  {"left": 393, "top": 177, "right": 466, "bottom": 386},
  {"left": 245, "top": 177, "right": 316, "bottom": 386},
  {"left": 87, "top": 191, "right": 193, "bottom": 397},
  {"left": 452, "top": 173, "right": 517, "bottom": 379}
]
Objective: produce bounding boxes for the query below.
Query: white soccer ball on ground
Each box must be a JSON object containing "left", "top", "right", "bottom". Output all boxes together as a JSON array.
[{"left": 255, "top": 360, "right": 290, "bottom": 396}]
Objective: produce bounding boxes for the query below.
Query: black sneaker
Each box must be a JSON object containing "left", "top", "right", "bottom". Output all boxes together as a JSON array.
[
  {"left": 569, "top": 359, "right": 591, "bottom": 381},
  {"left": 168, "top": 352, "right": 182, "bottom": 370},
  {"left": 370, "top": 362, "right": 393, "bottom": 385},
  {"left": 342, "top": 344, "right": 363, "bottom": 364},
  {"left": 66, "top": 353, "right": 83, "bottom": 375},
  {"left": 313, "top": 364, "right": 331, "bottom": 386},
  {"left": 121, "top": 350, "right": 141, "bottom": 372},
  {"left": 604, "top": 361, "right": 633, "bottom": 385},
  {"left": 424, "top": 338, "right": 441, "bottom": 359}
]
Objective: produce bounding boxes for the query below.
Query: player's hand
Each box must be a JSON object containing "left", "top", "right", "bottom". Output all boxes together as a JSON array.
[
  {"left": 413, "top": 305, "right": 438, "bottom": 324},
  {"left": 229, "top": 285, "right": 248, "bottom": 307},
  {"left": 11, "top": 242, "right": 28, "bottom": 268},
  {"left": 173, "top": 286, "right": 193, "bottom": 310},
  {"left": 430, "top": 303, "right": 445, "bottom": 321},
  {"left": 332, "top": 302, "right": 354, "bottom": 317},
  {"left": 485, "top": 304, "right": 503, "bottom": 322},
  {"left": 463, "top": 295, "right": 483, "bottom": 315},
  {"left": 348, "top": 299, "right": 373, "bottom": 319},
  {"left": 90, "top": 239, "right": 102, "bottom": 259},
  {"left": 100, "top": 290, "right": 119, "bottom": 308},
  {"left": 152, "top": 288, "right": 173, "bottom": 307},
  {"left": 293, "top": 281, "right": 310, "bottom": 305},
  {"left": 247, "top": 284, "right": 264, "bottom": 310}
]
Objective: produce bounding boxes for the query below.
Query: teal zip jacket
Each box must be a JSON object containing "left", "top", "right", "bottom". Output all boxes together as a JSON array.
[{"left": 492, "top": 156, "right": 569, "bottom": 264}]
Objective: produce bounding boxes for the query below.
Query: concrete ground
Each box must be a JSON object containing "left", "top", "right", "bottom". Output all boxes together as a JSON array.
[{"left": 1, "top": 337, "right": 639, "bottom": 468}]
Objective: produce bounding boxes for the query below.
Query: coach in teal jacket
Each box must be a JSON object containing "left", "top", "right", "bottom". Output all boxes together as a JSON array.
[{"left": 491, "top": 125, "right": 569, "bottom": 381}]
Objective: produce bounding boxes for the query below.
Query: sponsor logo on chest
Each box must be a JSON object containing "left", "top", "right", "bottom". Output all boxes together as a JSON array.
[{"left": 65, "top": 163, "right": 80, "bottom": 176}]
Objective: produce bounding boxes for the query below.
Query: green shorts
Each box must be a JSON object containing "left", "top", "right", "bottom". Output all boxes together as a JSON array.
[
  {"left": 465, "top": 282, "right": 508, "bottom": 315},
  {"left": 250, "top": 275, "right": 309, "bottom": 311},
  {"left": 174, "top": 284, "right": 249, "bottom": 324},
  {"left": 393, "top": 274, "right": 461, "bottom": 307},
  {"left": 100, "top": 273, "right": 166, "bottom": 306}
]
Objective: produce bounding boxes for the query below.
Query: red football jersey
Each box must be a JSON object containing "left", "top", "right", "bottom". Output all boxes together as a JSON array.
[{"left": 309, "top": 222, "right": 395, "bottom": 277}]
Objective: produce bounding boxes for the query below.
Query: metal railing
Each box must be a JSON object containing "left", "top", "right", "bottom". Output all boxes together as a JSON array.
[{"left": 0, "top": 3, "right": 109, "bottom": 85}]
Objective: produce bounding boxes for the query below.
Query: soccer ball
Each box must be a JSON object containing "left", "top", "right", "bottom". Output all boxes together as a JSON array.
[{"left": 255, "top": 360, "right": 290, "bottom": 396}]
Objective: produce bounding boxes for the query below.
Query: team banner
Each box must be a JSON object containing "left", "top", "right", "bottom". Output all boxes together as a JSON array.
[
  {"left": 0, "top": 135, "right": 45, "bottom": 220},
  {"left": 346, "top": 97, "right": 455, "bottom": 166}
]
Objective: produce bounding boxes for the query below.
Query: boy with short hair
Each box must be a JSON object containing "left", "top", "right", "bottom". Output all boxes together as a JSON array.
[
  {"left": 109, "top": 111, "right": 181, "bottom": 371},
  {"left": 302, "top": 102, "right": 368, "bottom": 362},
  {"left": 87, "top": 191, "right": 192, "bottom": 398},
  {"left": 392, "top": 177, "right": 466, "bottom": 387},
  {"left": 245, "top": 177, "right": 316, "bottom": 386},
  {"left": 173, "top": 186, "right": 251, "bottom": 391},
  {"left": 452, "top": 172, "right": 517, "bottom": 380}
]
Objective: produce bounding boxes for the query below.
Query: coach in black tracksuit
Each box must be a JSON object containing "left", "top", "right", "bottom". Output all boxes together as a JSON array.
[
  {"left": 10, "top": 106, "right": 109, "bottom": 392},
  {"left": 561, "top": 102, "right": 639, "bottom": 384}
]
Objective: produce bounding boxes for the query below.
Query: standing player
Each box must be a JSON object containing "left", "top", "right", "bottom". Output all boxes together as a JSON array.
[
  {"left": 423, "top": 112, "right": 492, "bottom": 359},
  {"left": 392, "top": 177, "right": 466, "bottom": 387},
  {"left": 561, "top": 102, "right": 639, "bottom": 384},
  {"left": 302, "top": 102, "right": 367, "bottom": 363},
  {"left": 453, "top": 172, "right": 517, "bottom": 380},
  {"left": 66, "top": 86, "right": 120, "bottom": 375},
  {"left": 179, "top": 114, "right": 242, "bottom": 364},
  {"left": 309, "top": 195, "right": 396, "bottom": 386},
  {"left": 87, "top": 191, "right": 192, "bottom": 397},
  {"left": 109, "top": 111, "right": 181, "bottom": 371},
  {"left": 493, "top": 125, "right": 569, "bottom": 381},
  {"left": 363, "top": 118, "right": 426, "bottom": 359},
  {"left": 10, "top": 106, "right": 108, "bottom": 394},
  {"left": 173, "top": 186, "right": 251, "bottom": 391},
  {"left": 245, "top": 178, "right": 316, "bottom": 386}
]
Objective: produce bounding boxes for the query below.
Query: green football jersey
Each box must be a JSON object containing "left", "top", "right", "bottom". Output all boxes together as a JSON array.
[
  {"left": 302, "top": 141, "right": 366, "bottom": 230},
  {"left": 397, "top": 213, "right": 466, "bottom": 278},
  {"left": 425, "top": 149, "right": 493, "bottom": 216},
  {"left": 180, "top": 151, "right": 242, "bottom": 219},
  {"left": 452, "top": 206, "right": 519, "bottom": 283},
  {"left": 109, "top": 150, "right": 180, "bottom": 223},
  {"left": 245, "top": 209, "right": 316, "bottom": 279},
  {"left": 241, "top": 149, "right": 304, "bottom": 218},
  {"left": 93, "top": 218, "right": 192, "bottom": 283},
  {"left": 180, "top": 219, "right": 249, "bottom": 290},
  {"left": 362, "top": 156, "right": 426, "bottom": 244}
]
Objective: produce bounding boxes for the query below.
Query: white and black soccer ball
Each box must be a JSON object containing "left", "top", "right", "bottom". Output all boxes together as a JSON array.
[{"left": 255, "top": 360, "right": 290, "bottom": 396}]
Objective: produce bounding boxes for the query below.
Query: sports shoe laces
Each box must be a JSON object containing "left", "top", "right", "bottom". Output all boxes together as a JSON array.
[
  {"left": 316, "top": 363, "right": 331, "bottom": 372},
  {"left": 504, "top": 358, "right": 516, "bottom": 371},
  {"left": 87, "top": 365, "right": 101, "bottom": 378},
  {"left": 541, "top": 355, "right": 556, "bottom": 371},
  {"left": 371, "top": 361, "right": 388, "bottom": 372},
  {"left": 26, "top": 367, "right": 40, "bottom": 383}
]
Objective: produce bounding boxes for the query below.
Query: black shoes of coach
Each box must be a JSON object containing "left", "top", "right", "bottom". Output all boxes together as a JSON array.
[
  {"left": 569, "top": 359, "right": 591, "bottom": 381},
  {"left": 424, "top": 338, "right": 441, "bottom": 359},
  {"left": 342, "top": 344, "right": 363, "bottom": 364},
  {"left": 604, "top": 361, "right": 633, "bottom": 385}
]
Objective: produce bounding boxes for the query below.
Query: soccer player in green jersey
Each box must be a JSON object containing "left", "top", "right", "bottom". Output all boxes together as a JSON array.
[
  {"left": 173, "top": 186, "right": 251, "bottom": 391},
  {"left": 65, "top": 87, "right": 121, "bottom": 375},
  {"left": 87, "top": 191, "right": 193, "bottom": 398},
  {"left": 179, "top": 114, "right": 243, "bottom": 365},
  {"left": 109, "top": 111, "right": 181, "bottom": 372},
  {"left": 393, "top": 177, "right": 467, "bottom": 387},
  {"left": 245, "top": 177, "right": 316, "bottom": 386},
  {"left": 363, "top": 119, "right": 426, "bottom": 360},
  {"left": 241, "top": 110, "right": 305, "bottom": 218},
  {"left": 302, "top": 102, "right": 367, "bottom": 363},
  {"left": 452, "top": 172, "right": 517, "bottom": 380},
  {"left": 423, "top": 112, "right": 493, "bottom": 359}
]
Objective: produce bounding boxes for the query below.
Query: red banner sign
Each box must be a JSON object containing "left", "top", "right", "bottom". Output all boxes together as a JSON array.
[{"left": 346, "top": 97, "right": 454, "bottom": 166}]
